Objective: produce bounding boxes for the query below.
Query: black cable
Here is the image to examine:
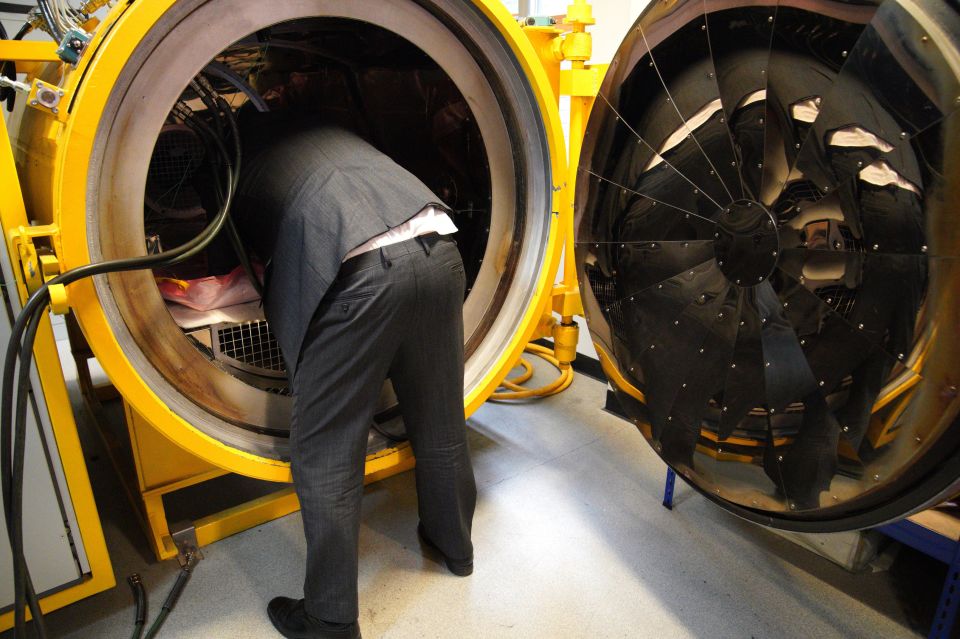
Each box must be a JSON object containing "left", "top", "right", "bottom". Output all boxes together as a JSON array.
[
  {"left": 143, "top": 559, "right": 194, "bottom": 639},
  {"left": 35, "top": 0, "right": 64, "bottom": 42},
  {"left": 14, "top": 22, "right": 33, "bottom": 40},
  {"left": 127, "top": 574, "right": 146, "bottom": 639},
  {"left": 9, "top": 310, "right": 48, "bottom": 638},
  {"left": 1, "top": 111, "right": 238, "bottom": 638}
]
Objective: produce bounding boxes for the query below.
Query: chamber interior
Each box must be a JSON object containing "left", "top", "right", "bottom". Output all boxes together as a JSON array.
[{"left": 141, "top": 17, "right": 495, "bottom": 446}]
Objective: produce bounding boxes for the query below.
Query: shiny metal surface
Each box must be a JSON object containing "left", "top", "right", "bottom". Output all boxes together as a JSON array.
[{"left": 576, "top": 0, "right": 960, "bottom": 529}]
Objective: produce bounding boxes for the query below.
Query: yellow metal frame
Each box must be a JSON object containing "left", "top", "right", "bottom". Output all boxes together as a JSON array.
[
  {"left": 0, "top": 80, "right": 114, "bottom": 633},
  {"left": 1, "top": 0, "right": 576, "bottom": 599}
]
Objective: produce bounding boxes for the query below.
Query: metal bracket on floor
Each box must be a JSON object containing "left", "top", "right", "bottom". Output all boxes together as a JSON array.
[
  {"left": 662, "top": 468, "right": 676, "bottom": 510},
  {"left": 170, "top": 521, "right": 204, "bottom": 568}
]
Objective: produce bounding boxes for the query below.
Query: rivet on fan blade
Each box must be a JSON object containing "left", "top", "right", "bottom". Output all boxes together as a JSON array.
[
  {"left": 799, "top": 276, "right": 805, "bottom": 283},
  {"left": 823, "top": 186, "right": 830, "bottom": 192},
  {"left": 717, "top": 447, "right": 722, "bottom": 453},
  {"left": 652, "top": 243, "right": 658, "bottom": 248},
  {"left": 858, "top": 323, "right": 864, "bottom": 329},
  {"left": 857, "top": 161, "right": 864, "bottom": 168},
  {"left": 710, "top": 169, "right": 715, "bottom": 175},
  {"left": 630, "top": 297, "right": 635, "bottom": 301},
  {"left": 833, "top": 495, "right": 839, "bottom": 501},
  {"left": 694, "top": 188, "right": 699, "bottom": 194},
  {"left": 765, "top": 362, "right": 771, "bottom": 367},
  {"left": 747, "top": 202, "right": 753, "bottom": 207},
  {"left": 789, "top": 503, "right": 796, "bottom": 510},
  {"left": 736, "top": 279, "right": 741, "bottom": 285},
  {"left": 761, "top": 69, "right": 766, "bottom": 75},
  {"left": 718, "top": 260, "right": 724, "bottom": 266},
  {"left": 757, "top": 163, "right": 762, "bottom": 169},
  {"left": 687, "top": 134, "right": 691, "bottom": 139},
  {"left": 898, "top": 353, "right": 904, "bottom": 360},
  {"left": 649, "top": 61, "right": 654, "bottom": 66},
  {"left": 777, "top": 455, "right": 783, "bottom": 462},
  {"left": 616, "top": 116, "right": 620, "bottom": 121},
  {"left": 654, "top": 442, "right": 662, "bottom": 452},
  {"left": 767, "top": 15, "right": 773, "bottom": 22},
  {"left": 683, "top": 242, "right": 689, "bottom": 247},
  {"left": 620, "top": 243, "right": 625, "bottom": 248},
  {"left": 722, "top": 405, "right": 728, "bottom": 412},
  {"left": 708, "top": 72, "right": 714, "bottom": 78},
  {"left": 700, "top": 348, "right": 705, "bottom": 354},
  {"left": 667, "top": 98, "right": 671, "bottom": 103},
  {"left": 819, "top": 380, "right": 825, "bottom": 387},
  {"left": 758, "top": 117, "right": 765, "bottom": 125},
  {"left": 650, "top": 344, "right": 656, "bottom": 349},
  {"left": 873, "top": 474, "right": 880, "bottom": 482},
  {"left": 667, "top": 415, "right": 672, "bottom": 421},
  {"left": 701, "top": 24, "right": 706, "bottom": 30},
  {"left": 922, "top": 245, "right": 928, "bottom": 253},
  {"left": 758, "top": 276, "right": 764, "bottom": 282},
  {"left": 731, "top": 363, "right": 736, "bottom": 369},
  {"left": 827, "top": 298, "right": 833, "bottom": 304},
  {"left": 815, "top": 97, "right": 822, "bottom": 106},
  {"left": 783, "top": 302, "right": 789, "bottom": 308},
  {"left": 685, "top": 214, "right": 690, "bottom": 219},
  {"left": 916, "top": 436, "right": 922, "bottom": 443},
  {"left": 772, "top": 250, "right": 778, "bottom": 256},
  {"left": 921, "top": 35, "right": 929, "bottom": 43},
  {"left": 872, "top": 244, "right": 879, "bottom": 250},
  {"left": 900, "top": 131, "right": 907, "bottom": 139},
  {"left": 718, "top": 312, "right": 724, "bottom": 319},
  {"left": 842, "top": 50, "right": 848, "bottom": 58},
  {"left": 720, "top": 117, "right": 725, "bottom": 123},
  {"left": 682, "top": 383, "right": 687, "bottom": 388},
  {"left": 770, "top": 408, "right": 776, "bottom": 414},
  {"left": 689, "top": 271, "right": 694, "bottom": 276},
  {"left": 843, "top": 426, "right": 849, "bottom": 432},
  {"left": 675, "top": 320, "right": 680, "bottom": 325},
  {"left": 800, "top": 339, "right": 806, "bottom": 345},
  {"left": 715, "top": 488, "right": 721, "bottom": 495},
  {"left": 740, "top": 320, "right": 745, "bottom": 326},
  {"left": 752, "top": 500, "right": 759, "bottom": 506},
  {"left": 658, "top": 284, "right": 663, "bottom": 289},
  {"left": 715, "top": 232, "right": 720, "bottom": 238},
  {"left": 767, "top": 220, "right": 774, "bottom": 228}
]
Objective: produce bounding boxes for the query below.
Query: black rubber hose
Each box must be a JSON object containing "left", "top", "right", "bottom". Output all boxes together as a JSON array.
[
  {"left": 143, "top": 565, "right": 193, "bottom": 639},
  {"left": 1, "top": 128, "right": 236, "bottom": 638},
  {"left": 35, "top": 0, "right": 64, "bottom": 42},
  {"left": 9, "top": 309, "right": 48, "bottom": 638},
  {"left": 1, "top": 22, "right": 18, "bottom": 112},
  {"left": 127, "top": 574, "right": 147, "bottom": 639}
]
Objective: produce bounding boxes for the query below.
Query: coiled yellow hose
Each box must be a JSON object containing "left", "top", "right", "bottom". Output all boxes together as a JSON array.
[{"left": 490, "top": 342, "right": 574, "bottom": 400}]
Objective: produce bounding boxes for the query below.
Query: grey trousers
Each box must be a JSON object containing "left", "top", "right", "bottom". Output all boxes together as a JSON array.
[{"left": 289, "top": 234, "right": 477, "bottom": 623}]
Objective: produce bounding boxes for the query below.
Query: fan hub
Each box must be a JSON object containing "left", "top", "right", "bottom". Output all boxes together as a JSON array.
[{"left": 714, "top": 199, "right": 779, "bottom": 287}]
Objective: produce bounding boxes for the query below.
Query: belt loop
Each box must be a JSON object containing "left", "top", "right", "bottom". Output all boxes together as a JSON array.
[{"left": 416, "top": 235, "right": 431, "bottom": 256}]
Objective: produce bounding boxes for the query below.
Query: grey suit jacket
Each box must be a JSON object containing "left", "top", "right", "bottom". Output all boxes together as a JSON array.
[{"left": 232, "top": 122, "right": 447, "bottom": 377}]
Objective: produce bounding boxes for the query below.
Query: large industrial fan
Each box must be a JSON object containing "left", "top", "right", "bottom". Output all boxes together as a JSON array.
[{"left": 576, "top": 0, "right": 960, "bottom": 530}]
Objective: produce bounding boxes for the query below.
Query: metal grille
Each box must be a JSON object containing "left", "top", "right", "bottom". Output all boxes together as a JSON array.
[
  {"left": 146, "top": 125, "right": 206, "bottom": 211},
  {"left": 214, "top": 320, "right": 286, "bottom": 376},
  {"left": 586, "top": 263, "right": 627, "bottom": 337}
]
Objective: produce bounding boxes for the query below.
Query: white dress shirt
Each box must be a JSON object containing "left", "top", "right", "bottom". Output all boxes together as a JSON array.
[{"left": 343, "top": 204, "right": 458, "bottom": 261}]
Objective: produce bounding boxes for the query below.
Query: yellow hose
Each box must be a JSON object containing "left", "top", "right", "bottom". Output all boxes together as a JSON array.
[{"left": 490, "top": 342, "right": 574, "bottom": 401}]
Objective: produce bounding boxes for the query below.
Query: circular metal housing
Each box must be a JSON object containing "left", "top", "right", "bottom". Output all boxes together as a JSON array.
[
  {"left": 576, "top": 0, "right": 960, "bottom": 530},
  {"left": 14, "top": 0, "right": 565, "bottom": 480}
]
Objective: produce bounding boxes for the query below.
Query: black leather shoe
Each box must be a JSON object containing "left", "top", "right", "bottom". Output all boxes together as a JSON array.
[
  {"left": 267, "top": 597, "right": 361, "bottom": 639},
  {"left": 417, "top": 523, "right": 474, "bottom": 576}
]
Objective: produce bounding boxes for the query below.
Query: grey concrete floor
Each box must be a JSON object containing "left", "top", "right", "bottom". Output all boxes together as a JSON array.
[{"left": 5, "top": 359, "right": 949, "bottom": 638}]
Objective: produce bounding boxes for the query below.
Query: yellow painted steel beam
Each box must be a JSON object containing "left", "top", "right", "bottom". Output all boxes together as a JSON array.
[{"left": 0, "top": 40, "right": 59, "bottom": 62}]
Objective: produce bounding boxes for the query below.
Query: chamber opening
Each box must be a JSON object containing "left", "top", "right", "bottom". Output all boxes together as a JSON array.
[
  {"left": 143, "top": 18, "right": 495, "bottom": 446},
  {"left": 87, "top": 0, "right": 554, "bottom": 462}
]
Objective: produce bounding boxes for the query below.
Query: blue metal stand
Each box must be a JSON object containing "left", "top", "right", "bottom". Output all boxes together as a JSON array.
[
  {"left": 662, "top": 467, "right": 676, "bottom": 509},
  {"left": 877, "top": 518, "right": 960, "bottom": 639}
]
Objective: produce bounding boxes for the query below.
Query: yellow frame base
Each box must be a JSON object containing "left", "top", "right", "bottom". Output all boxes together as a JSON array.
[{"left": 118, "top": 402, "right": 416, "bottom": 561}]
